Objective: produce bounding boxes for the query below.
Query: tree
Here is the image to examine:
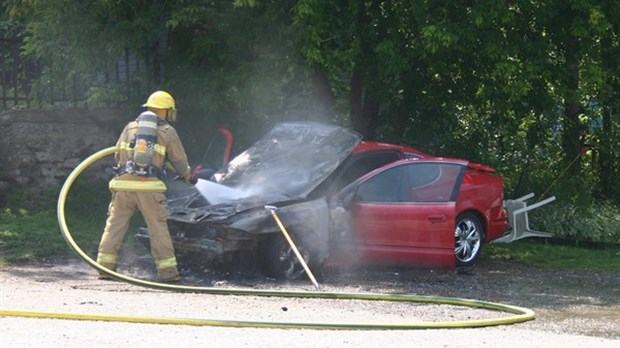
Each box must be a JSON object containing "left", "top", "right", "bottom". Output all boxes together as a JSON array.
[
  {"left": 4, "top": 0, "right": 619, "bottom": 203},
  {"left": 291, "top": 0, "right": 619, "bottom": 202}
]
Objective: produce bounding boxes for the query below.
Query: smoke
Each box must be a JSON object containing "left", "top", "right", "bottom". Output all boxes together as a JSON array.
[{"left": 117, "top": 242, "right": 158, "bottom": 280}]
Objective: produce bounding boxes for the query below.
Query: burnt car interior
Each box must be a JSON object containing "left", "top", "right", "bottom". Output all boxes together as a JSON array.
[{"left": 192, "top": 128, "right": 233, "bottom": 180}]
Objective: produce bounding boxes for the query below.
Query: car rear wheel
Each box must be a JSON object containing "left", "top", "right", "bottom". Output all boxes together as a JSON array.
[
  {"left": 260, "top": 234, "right": 311, "bottom": 280},
  {"left": 454, "top": 213, "right": 484, "bottom": 267}
]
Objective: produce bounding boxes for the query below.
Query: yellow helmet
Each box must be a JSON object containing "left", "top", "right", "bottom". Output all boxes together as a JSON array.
[{"left": 142, "top": 91, "right": 176, "bottom": 110}]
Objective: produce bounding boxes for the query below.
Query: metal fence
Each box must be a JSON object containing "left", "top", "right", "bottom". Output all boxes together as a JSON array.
[
  {"left": 0, "top": 36, "right": 37, "bottom": 109},
  {"left": 1, "top": 33, "right": 155, "bottom": 111}
]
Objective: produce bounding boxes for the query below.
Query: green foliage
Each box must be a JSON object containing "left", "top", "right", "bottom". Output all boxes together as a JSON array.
[
  {"left": 163, "top": 0, "right": 343, "bottom": 157},
  {"left": 0, "top": 184, "right": 64, "bottom": 262},
  {"left": 484, "top": 239, "right": 620, "bottom": 272},
  {"left": 0, "top": 179, "right": 100, "bottom": 262},
  {"left": 0, "top": 178, "right": 148, "bottom": 263},
  {"left": 529, "top": 202, "right": 620, "bottom": 244},
  {"left": 3, "top": 0, "right": 620, "bottom": 240},
  {"left": 0, "top": 207, "right": 64, "bottom": 262}
]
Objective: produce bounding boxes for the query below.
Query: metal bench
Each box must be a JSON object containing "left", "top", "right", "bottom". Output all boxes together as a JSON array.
[{"left": 493, "top": 193, "right": 556, "bottom": 243}]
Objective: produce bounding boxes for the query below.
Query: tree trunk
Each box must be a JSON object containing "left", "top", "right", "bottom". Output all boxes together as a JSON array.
[
  {"left": 349, "top": 67, "right": 380, "bottom": 140},
  {"left": 350, "top": 65, "right": 366, "bottom": 135},
  {"left": 312, "top": 64, "right": 337, "bottom": 116},
  {"left": 561, "top": 34, "right": 584, "bottom": 177},
  {"left": 349, "top": 0, "right": 380, "bottom": 139}
]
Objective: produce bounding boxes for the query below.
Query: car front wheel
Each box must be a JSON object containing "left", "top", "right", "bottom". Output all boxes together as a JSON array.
[
  {"left": 260, "top": 234, "right": 311, "bottom": 280},
  {"left": 454, "top": 213, "right": 484, "bottom": 267}
]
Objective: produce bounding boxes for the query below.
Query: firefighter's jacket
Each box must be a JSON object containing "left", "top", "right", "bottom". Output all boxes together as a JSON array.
[{"left": 109, "top": 118, "right": 190, "bottom": 191}]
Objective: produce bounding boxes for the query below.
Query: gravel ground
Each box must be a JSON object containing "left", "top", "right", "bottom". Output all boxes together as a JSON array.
[{"left": 1, "top": 254, "right": 619, "bottom": 348}]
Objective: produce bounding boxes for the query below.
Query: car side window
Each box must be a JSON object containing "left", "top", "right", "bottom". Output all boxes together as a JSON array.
[
  {"left": 404, "top": 163, "right": 462, "bottom": 202},
  {"left": 335, "top": 152, "right": 401, "bottom": 190},
  {"left": 356, "top": 165, "right": 404, "bottom": 202},
  {"left": 354, "top": 162, "right": 463, "bottom": 203}
]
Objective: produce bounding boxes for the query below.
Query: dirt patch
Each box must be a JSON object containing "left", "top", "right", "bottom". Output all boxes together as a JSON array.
[{"left": 2, "top": 253, "right": 618, "bottom": 344}]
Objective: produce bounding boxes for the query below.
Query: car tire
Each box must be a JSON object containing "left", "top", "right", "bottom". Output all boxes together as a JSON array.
[
  {"left": 454, "top": 213, "right": 484, "bottom": 267},
  {"left": 259, "top": 234, "right": 312, "bottom": 280}
]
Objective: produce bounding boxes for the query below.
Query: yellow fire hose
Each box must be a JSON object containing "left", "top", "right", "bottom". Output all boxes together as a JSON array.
[{"left": 1, "top": 146, "right": 535, "bottom": 329}]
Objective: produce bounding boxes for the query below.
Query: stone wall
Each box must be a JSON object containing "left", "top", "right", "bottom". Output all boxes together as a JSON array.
[{"left": 0, "top": 108, "right": 129, "bottom": 194}]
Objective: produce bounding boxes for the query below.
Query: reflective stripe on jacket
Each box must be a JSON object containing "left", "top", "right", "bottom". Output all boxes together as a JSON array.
[
  {"left": 109, "top": 177, "right": 167, "bottom": 192},
  {"left": 118, "top": 141, "right": 166, "bottom": 157}
]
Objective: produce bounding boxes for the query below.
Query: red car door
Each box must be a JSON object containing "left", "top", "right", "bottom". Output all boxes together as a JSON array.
[{"left": 351, "top": 161, "right": 463, "bottom": 268}]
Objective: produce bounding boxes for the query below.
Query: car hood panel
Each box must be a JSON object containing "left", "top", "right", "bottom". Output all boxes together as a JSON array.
[
  {"left": 167, "top": 122, "right": 361, "bottom": 223},
  {"left": 211, "top": 122, "right": 362, "bottom": 203}
]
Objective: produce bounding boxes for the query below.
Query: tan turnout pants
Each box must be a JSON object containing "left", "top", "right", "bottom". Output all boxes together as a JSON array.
[{"left": 97, "top": 190, "right": 178, "bottom": 280}]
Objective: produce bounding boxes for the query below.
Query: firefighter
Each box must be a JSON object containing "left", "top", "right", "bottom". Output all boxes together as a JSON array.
[{"left": 97, "top": 91, "right": 192, "bottom": 282}]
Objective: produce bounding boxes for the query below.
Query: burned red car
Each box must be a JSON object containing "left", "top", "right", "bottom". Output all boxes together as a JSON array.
[{"left": 137, "top": 122, "right": 507, "bottom": 279}]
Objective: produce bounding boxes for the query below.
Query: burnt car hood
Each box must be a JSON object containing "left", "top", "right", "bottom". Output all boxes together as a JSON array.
[
  {"left": 167, "top": 122, "right": 362, "bottom": 222},
  {"left": 211, "top": 122, "right": 362, "bottom": 201}
]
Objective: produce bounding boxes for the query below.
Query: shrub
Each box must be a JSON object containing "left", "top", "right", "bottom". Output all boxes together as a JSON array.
[{"left": 530, "top": 201, "right": 620, "bottom": 245}]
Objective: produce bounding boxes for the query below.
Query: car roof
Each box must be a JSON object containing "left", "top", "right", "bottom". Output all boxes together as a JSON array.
[
  {"left": 353, "top": 142, "right": 496, "bottom": 173},
  {"left": 388, "top": 157, "right": 499, "bottom": 174},
  {"left": 352, "top": 140, "right": 430, "bottom": 158}
]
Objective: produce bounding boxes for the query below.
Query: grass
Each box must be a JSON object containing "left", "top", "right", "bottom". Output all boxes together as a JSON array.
[
  {"left": 483, "top": 239, "right": 620, "bottom": 272},
  {"left": 0, "top": 207, "right": 66, "bottom": 263},
  {"left": 0, "top": 178, "right": 143, "bottom": 264}
]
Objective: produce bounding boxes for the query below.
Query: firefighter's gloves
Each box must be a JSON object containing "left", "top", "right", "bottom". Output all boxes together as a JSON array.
[
  {"left": 180, "top": 172, "right": 196, "bottom": 185},
  {"left": 171, "top": 169, "right": 196, "bottom": 185},
  {"left": 173, "top": 173, "right": 196, "bottom": 185}
]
